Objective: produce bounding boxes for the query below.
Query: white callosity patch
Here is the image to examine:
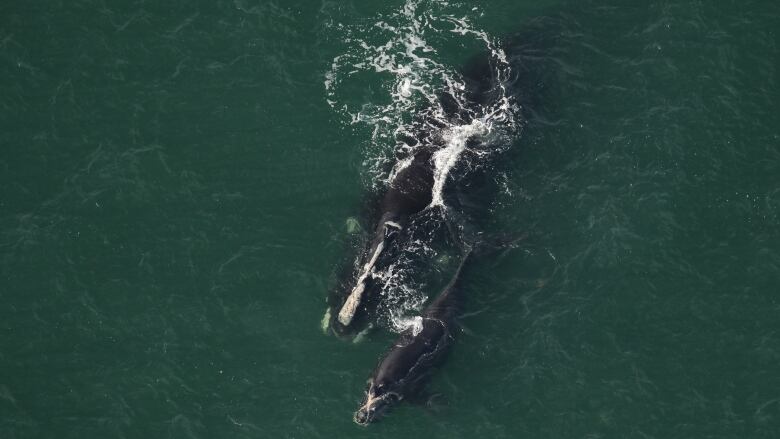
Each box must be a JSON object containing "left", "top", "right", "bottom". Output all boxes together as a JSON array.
[
  {"left": 338, "top": 239, "right": 385, "bottom": 326},
  {"left": 326, "top": 0, "right": 519, "bottom": 332},
  {"left": 338, "top": 219, "right": 406, "bottom": 326}
]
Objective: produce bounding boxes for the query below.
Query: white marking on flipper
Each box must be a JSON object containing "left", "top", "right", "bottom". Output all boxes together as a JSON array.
[{"left": 338, "top": 240, "right": 385, "bottom": 326}]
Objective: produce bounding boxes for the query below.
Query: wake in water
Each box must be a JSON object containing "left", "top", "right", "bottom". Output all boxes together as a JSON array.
[{"left": 323, "top": 0, "right": 522, "bottom": 336}]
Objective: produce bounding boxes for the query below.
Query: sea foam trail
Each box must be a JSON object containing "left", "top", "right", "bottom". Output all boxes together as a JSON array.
[
  {"left": 429, "top": 120, "right": 487, "bottom": 208},
  {"left": 325, "top": 0, "right": 519, "bottom": 331}
]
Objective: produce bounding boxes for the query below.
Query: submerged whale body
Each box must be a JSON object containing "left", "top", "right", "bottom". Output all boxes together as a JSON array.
[{"left": 353, "top": 249, "right": 471, "bottom": 425}]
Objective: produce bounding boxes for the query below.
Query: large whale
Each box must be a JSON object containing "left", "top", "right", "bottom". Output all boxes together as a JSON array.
[
  {"left": 325, "top": 23, "right": 542, "bottom": 335},
  {"left": 353, "top": 249, "right": 471, "bottom": 425},
  {"left": 331, "top": 145, "right": 436, "bottom": 332},
  {"left": 327, "top": 84, "right": 493, "bottom": 336}
]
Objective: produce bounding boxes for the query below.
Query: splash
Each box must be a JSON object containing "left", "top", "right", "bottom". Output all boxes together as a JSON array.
[{"left": 325, "top": 0, "right": 517, "bottom": 186}]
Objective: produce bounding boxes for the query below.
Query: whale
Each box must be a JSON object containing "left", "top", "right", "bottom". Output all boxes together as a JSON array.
[
  {"left": 327, "top": 92, "right": 490, "bottom": 336},
  {"left": 353, "top": 249, "right": 471, "bottom": 425},
  {"left": 328, "top": 145, "right": 437, "bottom": 334}
]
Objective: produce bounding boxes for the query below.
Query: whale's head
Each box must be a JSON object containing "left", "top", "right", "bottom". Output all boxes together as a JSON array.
[{"left": 354, "top": 378, "right": 402, "bottom": 425}]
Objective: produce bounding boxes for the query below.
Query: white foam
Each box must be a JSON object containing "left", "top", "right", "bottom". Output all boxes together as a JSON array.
[
  {"left": 325, "top": 0, "right": 488, "bottom": 186},
  {"left": 386, "top": 155, "right": 413, "bottom": 185},
  {"left": 397, "top": 315, "right": 424, "bottom": 336},
  {"left": 428, "top": 119, "right": 487, "bottom": 208}
]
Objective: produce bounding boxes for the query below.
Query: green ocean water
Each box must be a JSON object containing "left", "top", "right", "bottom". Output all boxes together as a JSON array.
[{"left": 1, "top": 0, "right": 779, "bottom": 438}]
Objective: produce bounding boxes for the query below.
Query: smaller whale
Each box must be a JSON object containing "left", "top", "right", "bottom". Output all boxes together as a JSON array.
[{"left": 353, "top": 248, "right": 472, "bottom": 425}]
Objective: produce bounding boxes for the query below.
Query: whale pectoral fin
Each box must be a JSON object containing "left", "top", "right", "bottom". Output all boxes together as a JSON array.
[
  {"left": 321, "top": 307, "right": 332, "bottom": 335},
  {"left": 345, "top": 217, "right": 364, "bottom": 235}
]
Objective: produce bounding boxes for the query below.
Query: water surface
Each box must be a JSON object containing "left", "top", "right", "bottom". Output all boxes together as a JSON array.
[{"left": 1, "top": 1, "right": 778, "bottom": 438}]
